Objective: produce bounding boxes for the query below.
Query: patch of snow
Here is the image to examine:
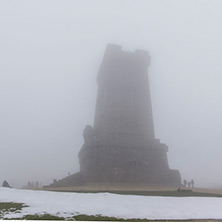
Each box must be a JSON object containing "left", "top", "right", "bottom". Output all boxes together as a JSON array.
[{"left": 0, "top": 188, "right": 222, "bottom": 219}]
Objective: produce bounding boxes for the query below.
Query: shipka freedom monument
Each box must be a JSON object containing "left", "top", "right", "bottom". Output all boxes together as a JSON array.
[{"left": 49, "top": 44, "right": 181, "bottom": 187}]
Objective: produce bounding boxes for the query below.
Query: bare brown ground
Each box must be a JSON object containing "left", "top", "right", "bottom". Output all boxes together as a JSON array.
[
  {"left": 42, "top": 184, "right": 222, "bottom": 197},
  {"left": 43, "top": 184, "right": 176, "bottom": 192},
  {"left": 192, "top": 187, "right": 222, "bottom": 195}
]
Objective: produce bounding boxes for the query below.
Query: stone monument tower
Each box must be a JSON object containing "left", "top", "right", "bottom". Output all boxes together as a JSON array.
[
  {"left": 49, "top": 44, "right": 181, "bottom": 187},
  {"left": 78, "top": 44, "right": 181, "bottom": 186}
]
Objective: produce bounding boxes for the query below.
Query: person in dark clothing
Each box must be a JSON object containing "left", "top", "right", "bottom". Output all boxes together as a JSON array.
[{"left": 183, "top": 179, "right": 187, "bottom": 187}]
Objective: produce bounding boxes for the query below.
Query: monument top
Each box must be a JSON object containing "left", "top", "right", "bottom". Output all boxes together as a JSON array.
[
  {"left": 94, "top": 44, "right": 155, "bottom": 144},
  {"left": 103, "top": 44, "right": 151, "bottom": 67}
]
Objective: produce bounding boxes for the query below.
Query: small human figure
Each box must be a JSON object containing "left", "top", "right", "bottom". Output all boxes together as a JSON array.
[
  {"left": 191, "top": 179, "right": 194, "bottom": 188},
  {"left": 183, "top": 179, "right": 187, "bottom": 187},
  {"left": 188, "top": 181, "right": 191, "bottom": 188}
]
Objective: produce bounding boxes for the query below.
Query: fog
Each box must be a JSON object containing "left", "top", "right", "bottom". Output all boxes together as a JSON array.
[{"left": 0, "top": 0, "right": 222, "bottom": 188}]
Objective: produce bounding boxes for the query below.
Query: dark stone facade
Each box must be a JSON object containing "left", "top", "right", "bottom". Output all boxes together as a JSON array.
[{"left": 49, "top": 44, "right": 181, "bottom": 187}]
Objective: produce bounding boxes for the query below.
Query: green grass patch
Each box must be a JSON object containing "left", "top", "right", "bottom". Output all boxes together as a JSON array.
[
  {"left": 2, "top": 212, "right": 222, "bottom": 221},
  {"left": 21, "top": 214, "right": 65, "bottom": 220},
  {"left": 0, "top": 202, "right": 27, "bottom": 219},
  {"left": 5, "top": 214, "right": 222, "bottom": 221},
  {"left": 73, "top": 214, "right": 153, "bottom": 221},
  {"left": 1, "top": 202, "right": 222, "bottom": 221}
]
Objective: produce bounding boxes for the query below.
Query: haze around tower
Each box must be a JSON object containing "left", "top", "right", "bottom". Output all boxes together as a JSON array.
[{"left": 0, "top": 0, "right": 222, "bottom": 188}]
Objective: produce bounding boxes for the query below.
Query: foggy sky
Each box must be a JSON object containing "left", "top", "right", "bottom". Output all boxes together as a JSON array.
[{"left": 0, "top": 0, "right": 222, "bottom": 188}]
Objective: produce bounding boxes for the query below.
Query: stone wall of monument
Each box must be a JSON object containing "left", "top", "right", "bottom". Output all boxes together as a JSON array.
[{"left": 94, "top": 44, "right": 155, "bottom": 144}]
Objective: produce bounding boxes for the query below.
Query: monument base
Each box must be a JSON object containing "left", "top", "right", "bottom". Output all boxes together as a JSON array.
[{"left": 47, "top": 139, "right": 181, "bottom": 188}]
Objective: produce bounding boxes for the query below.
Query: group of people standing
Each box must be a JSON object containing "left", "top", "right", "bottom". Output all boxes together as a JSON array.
[{"left": 183, "top": 179, "right": 194, "bottom": 188}]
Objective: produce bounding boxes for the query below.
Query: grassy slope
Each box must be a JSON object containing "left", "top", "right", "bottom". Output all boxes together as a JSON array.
[
  {"left": 1, "top": 202, "right": 222, "bottom": 221},
  {"left": 0, "top": 202, "right": 27, "bottom": 218}
]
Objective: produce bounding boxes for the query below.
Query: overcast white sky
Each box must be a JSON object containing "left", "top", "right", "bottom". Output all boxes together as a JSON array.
[{"left": 0, "top": 0, "right": 222, "bottom": 188}]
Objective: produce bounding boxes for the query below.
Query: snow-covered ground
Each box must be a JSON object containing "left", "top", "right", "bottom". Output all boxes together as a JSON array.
[{"left": 1, "top": 187, "right": 222, "bottom": 220}]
